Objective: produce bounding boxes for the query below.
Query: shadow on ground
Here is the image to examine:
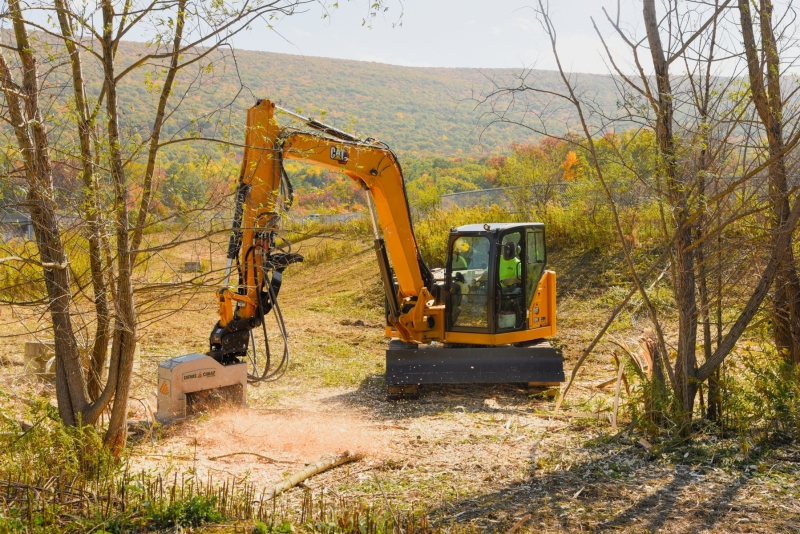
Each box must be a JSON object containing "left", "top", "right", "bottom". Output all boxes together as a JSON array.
[
  {"left": 430, "top": 443, "right": 793, "bottom": 533},
  {"left": 324, "top": 372, "right": 556, "bottom": 420},
  {"left": 323, "top": 375, "right": 798, "bottom": 532}
]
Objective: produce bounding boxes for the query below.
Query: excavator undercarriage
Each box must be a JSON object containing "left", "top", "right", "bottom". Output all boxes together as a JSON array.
[{"left": 386, "top": 341, "right": 563, "bottom": 398}]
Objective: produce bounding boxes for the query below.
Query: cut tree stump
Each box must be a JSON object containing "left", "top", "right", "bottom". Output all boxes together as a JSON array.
[
  {"left": 24, "top": 341, "right": 141, "bottom": 382},
  {"left": 184, "top": 261, "right": 201, "bottom": 273}
]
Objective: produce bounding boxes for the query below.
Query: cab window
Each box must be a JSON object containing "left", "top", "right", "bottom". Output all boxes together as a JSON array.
[
  {"left": 526, "top": 229, "right": 545, "bottom": 308},
  {"left": 450, "top": 236, "right": 489, "bottom": 328},
  {"left": 497, "top": 232, "right": 524, "bottom": 330}
]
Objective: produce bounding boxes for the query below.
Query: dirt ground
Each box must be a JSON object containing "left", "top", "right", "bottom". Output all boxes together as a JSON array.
[{"left": 1, "top": 237, "right": 799, "bottom": 532}]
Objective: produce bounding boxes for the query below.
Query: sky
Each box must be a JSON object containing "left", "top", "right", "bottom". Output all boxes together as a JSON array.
[{"left": 235, "top": 0, "right": 642, "bottom": 74}]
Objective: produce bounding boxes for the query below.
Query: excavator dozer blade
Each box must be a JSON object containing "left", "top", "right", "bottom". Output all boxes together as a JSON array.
[{"left": 385, "top": 341, "right": 564, "bottom": 390}]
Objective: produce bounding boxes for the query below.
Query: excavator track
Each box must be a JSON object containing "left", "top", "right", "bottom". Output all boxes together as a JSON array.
[{"left": 385, "top": 340, "right": 564, "bottom": 395}]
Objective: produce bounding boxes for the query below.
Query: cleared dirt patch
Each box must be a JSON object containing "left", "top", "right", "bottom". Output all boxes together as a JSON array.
[
  {"left": 192, "top": 406, "right": 389, "bottom": 461},
  {"left": 4, "top": 235, "right": 800, "bottom": 532},
  {"left": 134, "top": 396, "right": 393, "bottom": 488}
]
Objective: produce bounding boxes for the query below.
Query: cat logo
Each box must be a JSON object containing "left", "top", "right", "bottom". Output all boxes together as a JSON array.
[
  {"left": 330, "top": 146, "right": 349, "bottom": 163},
  {"left": 159, "top": 380, "right": 170, "bottom": 396}
]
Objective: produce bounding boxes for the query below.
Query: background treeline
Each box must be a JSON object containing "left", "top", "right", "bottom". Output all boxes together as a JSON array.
[
  {"left": 0, "top": 32, "right": 617, "bottom": 217},
  {"left": 104, "top": 42, "right": 617, "bottom": 155}
]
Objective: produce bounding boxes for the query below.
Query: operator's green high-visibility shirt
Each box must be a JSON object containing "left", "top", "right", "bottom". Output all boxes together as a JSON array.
[{"left": 499, "top": 257, "right": 521, "bottom": 283}]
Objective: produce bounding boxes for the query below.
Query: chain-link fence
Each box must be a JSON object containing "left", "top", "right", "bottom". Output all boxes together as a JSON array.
[
  {"left": 441, "top": 183, "right": 584, "bottom": 212},
  {"left": 441, "top": 181, "right": 659, "bottom": 212}
]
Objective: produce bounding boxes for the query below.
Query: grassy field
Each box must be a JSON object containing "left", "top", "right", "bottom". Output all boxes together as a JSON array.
[{"left": 1, "top": 232, "right": 799, "bottom": 532}]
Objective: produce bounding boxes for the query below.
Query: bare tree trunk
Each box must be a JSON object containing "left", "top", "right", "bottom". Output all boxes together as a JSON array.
[
  {"left": 709, "top": 226, "right": 724, "bottom": 422},
  {"left": 4, "top": 0, "right": 90, "bottom": 424},
  {"left": 643, "top": 0, "right": 698, "bottom": 423},
  {"left": 54, "top": 0, "right": 111, "bottom": 400},
  {"left": 697, "top": 202, "right": 716, "bottom": 419},
  {"left": 101, "top": 0, "right": 138, "bottom": 453},
  {"left": 687, "top": 16, "right": 721, "bottom": 420},
  {"left": 739, "top": 0, "right": 800, "bottom": 364}
]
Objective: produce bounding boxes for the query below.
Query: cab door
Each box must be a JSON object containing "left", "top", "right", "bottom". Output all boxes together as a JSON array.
[
  {"left": 495, "top": 230, "right": 526, "bottom": 331},
  {"left": 525, "top": 228, "right": 546, "bottom": 311},
  {"left": 446, "top": 234, "right": 492, "bottom": 332}
]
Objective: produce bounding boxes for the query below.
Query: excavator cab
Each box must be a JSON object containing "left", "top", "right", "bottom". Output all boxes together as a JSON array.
[
  {"left": 446, "top": 223, "right": 546, "bottom": 334},
  {"left": 385, "top": 222, "right": 563, "bottom": 397}
]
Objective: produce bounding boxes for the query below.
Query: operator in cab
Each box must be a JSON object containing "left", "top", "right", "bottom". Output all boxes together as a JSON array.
[{"left": 499, "top": 241, "right": 521, "bottom": 287}]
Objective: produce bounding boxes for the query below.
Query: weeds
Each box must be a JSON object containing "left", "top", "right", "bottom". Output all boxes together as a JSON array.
[
  {"left": 146, "top": 494, "right": 223, "bottom": 530},
  {"left": 296, "top": 239, "right": 368, "bottom": 270},
  {"left": 283, "top": 218, "right": 372, "bottom": 246},
  {"left": 722, "top": 347, "right": 800, "bottom": 442},
  {"left": 0, "top": 394, "right": 479, "bottom": 532},
  {"left": 616, "top": 339, "right": 800, "bottom": 462}
]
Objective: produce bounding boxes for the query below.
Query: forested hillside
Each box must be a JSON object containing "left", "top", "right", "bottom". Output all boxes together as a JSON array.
[
  {"left": 109, "top": 41, "right": 617, "bottom": 156},
  {"left": 2, "top": 35, "right": 618, "bottom": 210}
]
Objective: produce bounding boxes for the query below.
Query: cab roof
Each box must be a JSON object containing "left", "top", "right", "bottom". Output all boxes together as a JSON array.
[{"left": 453, "top": 222, "right": 545, "bottom": 233}]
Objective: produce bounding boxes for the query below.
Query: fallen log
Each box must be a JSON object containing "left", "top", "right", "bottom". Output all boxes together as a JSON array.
[
  {"left": 209, "top": 451, "right": 292, "bottom": 464},
  {"left": 506, "top": 513, "right": 532, "bottom": 534},
  {"left": 263, "top": 451, "right": 363, "bottom": 500}
]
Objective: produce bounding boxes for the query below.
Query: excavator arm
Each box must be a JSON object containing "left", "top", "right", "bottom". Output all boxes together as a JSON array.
[
  {"left": 210, "top": 99, "right": 442, "bottom": 364},
  {"left": 233, "top": 100, "right": 434, "bottom": 304},
  {"left": 209, "top": 100, "right": 302, "bottom": 363}
]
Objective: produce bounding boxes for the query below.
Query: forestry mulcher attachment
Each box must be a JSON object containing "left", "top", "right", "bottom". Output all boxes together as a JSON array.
[{"left": 156, "top": 99, "right": 563, "bottom": 420}]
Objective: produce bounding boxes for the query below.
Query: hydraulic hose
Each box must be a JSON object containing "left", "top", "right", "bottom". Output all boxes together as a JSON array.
[{"left": 244, "top": 245, "right": 290, "bottom": 383}]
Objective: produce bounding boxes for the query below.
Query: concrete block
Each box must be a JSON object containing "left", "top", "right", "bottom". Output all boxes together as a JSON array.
[{"left": 24, "top": 341, "right": 55, "bottom": 379}]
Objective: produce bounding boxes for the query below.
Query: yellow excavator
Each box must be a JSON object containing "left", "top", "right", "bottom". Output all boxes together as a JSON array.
[{"left": 208, "top": 99, "right": 564, "bottom": 398}]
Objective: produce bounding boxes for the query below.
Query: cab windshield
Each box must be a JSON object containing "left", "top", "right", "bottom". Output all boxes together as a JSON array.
[{"left": 450, "top": 236, "right": 490, "bottom": 328}]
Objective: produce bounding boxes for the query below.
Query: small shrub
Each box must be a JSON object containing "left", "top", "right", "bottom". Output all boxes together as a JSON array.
[
  {"left": 722, "top": 348, "right": 800, "bottom": 441},
  {"left": 146, "top": 495, "right": 223, "bottom": 529}
]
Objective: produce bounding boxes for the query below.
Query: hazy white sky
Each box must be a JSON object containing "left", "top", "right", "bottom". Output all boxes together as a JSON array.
[{"left": 235, "top": 0, "right": 641, "bottom": 73}]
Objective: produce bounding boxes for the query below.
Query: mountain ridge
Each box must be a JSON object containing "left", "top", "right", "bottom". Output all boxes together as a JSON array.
[{"left": 108, "top": 42, "right": 619, "bottom": 156}]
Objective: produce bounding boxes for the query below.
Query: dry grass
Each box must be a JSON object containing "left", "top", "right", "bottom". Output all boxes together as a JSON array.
[{"left": 1, "top": 234, "right": 799, "bottom": 532}]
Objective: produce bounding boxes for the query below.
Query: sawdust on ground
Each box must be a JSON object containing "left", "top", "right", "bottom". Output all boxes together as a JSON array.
[
  {"left": 133, "top": 396, "right": 394, "bottom": 488},
  {"left": 3, "top": 236, "right": 800, "bottom": 532}
]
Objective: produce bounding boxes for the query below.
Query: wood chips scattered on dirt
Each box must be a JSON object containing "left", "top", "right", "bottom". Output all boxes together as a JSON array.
[{"left": 2, "top": 238, "right": 799, "bottom": 532}]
